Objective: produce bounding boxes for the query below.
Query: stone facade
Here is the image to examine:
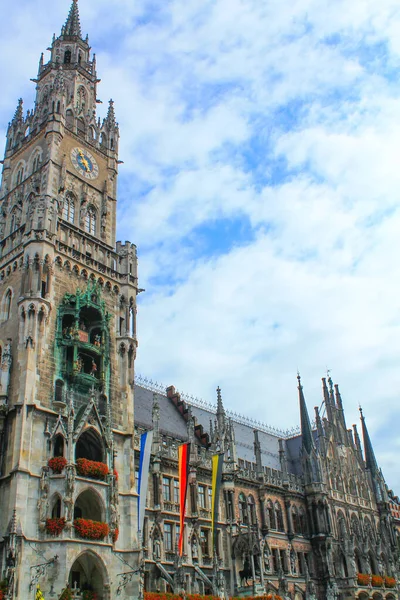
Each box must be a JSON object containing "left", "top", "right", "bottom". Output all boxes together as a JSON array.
[
  {"left": 0, "top": 2, "right": 138, "bottom": 598},
  {"left": 133, "top": 380, "right": 400, "bottom": 600},
  {"left": 0, "top": 3, "right": 399, "bottom": 600}
]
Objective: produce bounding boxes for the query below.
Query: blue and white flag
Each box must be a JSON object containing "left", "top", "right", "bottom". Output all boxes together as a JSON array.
[{"left": 138, "top": 430, "right": 153, "bottom": 536}]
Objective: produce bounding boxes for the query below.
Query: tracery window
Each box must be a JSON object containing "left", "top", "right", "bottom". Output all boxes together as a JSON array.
[
  {"left": 275, "top": 501, "right": 284, "bottom": 532},
  {"left": 4, "top": 289, "right": 12, "bottom": 321},
  {"left": 63, "top": 193, "right": 75, "bottom": 224},
  {"left": 266, "top": 499, "right": 276, "bottom": 530},
  {"left": 238, "top": 493, "right": 248, "bottom": 524},
  {"left": 85, "top": 206, "right": 96, "bottom": 235}
]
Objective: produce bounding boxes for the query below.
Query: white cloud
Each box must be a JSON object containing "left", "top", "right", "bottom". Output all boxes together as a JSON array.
[{"left": 2, "top": 0, "right": 400, "bottom": 490}]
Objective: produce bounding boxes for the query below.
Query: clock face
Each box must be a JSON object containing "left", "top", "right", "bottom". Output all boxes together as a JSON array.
[{"left": 70, "top": 147, "right": 99, "bottom": 180}]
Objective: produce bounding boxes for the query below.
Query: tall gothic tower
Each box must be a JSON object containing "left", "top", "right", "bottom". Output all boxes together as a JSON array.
[{"left": 0, "top": 2, "right": 139, "bottom": 598}]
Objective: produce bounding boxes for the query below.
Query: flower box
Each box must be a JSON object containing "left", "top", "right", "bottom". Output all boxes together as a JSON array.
[
  {"left": 371, "top": 575, "right": 383, "bottom": 587},
  {"left": 76, "top": 458, "right": 109, "bottom": 480},
  {"left": 45, "top": 517, "right": 66, "bottom": 536},
  {"left": 48, "top": 456, "right": 67, "bottom": 474},
  {"left": 357, "top": 573, "right": 370, "bottom": 586},
  {"left": 82, "top": 591, "right": 98, "bottom": 600},
  {"left": 74, "top": 518, "right": 109, "bottom": 540},
  {"left": 385, "top": 576, "right": 396, "bottom": 588}
]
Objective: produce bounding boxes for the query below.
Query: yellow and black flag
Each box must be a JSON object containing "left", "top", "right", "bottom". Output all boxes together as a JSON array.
[
  {"left": 35, "top": 585, "right": 45, "bottom": 600},
  {"left": 211, "top": 452, "right": 224, "bottom": 550}
]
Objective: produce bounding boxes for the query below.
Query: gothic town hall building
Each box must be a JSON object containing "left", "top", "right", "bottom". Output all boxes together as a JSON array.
[{"left": 0, "top": 2, "right": 398, "bottom": 600}]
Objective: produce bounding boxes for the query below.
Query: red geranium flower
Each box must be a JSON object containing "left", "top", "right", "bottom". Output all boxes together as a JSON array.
[
  {"left": 45, "top": 517, "right": 66, "bottom": 536},
  {"left": 48, "top": 457, "right": 67, "bottom": 474},
  {"left": 74, "top": 518, "right": 109, "bottom": 540},
  {"left": 76, "top": 458, "right": 109, "bottom": 480}
]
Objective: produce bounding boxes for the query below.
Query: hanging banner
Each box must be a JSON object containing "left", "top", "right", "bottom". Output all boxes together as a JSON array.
[
  {"left": 137, "top": 430, "right": 154, "bottom": 537},
  {"left": 178, "top": 442, "right": 191, "bottom": 556},
  {"left": 211, "top": 453, "right": 224, "bottom": 550},
  {"left": 35, "top": 586, "right": 45, "bottom": 600}
]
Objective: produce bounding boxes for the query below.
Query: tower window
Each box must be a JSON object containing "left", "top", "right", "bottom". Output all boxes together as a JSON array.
[
  {"left": 66, "top": 110, "right": 74, "bottom": 131},
  {"left": 85, "top": 207, "right": 97, "bottom": 236},
  {"left": 4, "top": 290, "right": 12, "bottom": 321},
  {"left": 16, "top": 167, "right": 24, "bottom": 186},
  {"left": 63, "top": 194, "right": 75, "bottom": 224},
  {"left": 77, "top": 119, "right": 85, "bottom": 137},
  {"left": 64, "top": 50, "right": 71, "bottom": 64}
]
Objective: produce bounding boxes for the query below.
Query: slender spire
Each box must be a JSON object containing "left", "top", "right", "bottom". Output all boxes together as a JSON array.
[
  {"left": 216, "top": 386, "right": 225, "bottom": 433},
  {"left": 297, "top": 373, "right": 313, "bottom": 454},
  {"left": 359, "top": 407, "right": 378, "bottom": 473},
  {"left": 62, "top": 0, "right": 82, "bottom": 39},
  {"left": 353, "top": 423, "right": 363, "bottom": 457}
]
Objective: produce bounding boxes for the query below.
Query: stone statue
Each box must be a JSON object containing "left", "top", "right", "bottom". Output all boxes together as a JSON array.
[
  {"left": 191, "top": 536, "right": 198, "bottom": 560},
  {"left": 153, "top": 537, "right": 161, "bottom": 561},
  {"left": 326, "top": 580, "right": 339, "bottom": 600}
]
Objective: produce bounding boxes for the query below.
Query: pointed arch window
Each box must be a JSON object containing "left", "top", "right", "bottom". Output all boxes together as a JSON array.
[
  {"left": 248, "top": 495, "right": 256, "bottom": 525},
  {"left": 64, "top": 50, "right": 71, "bottom": 64},
  {"left": 63, "top": 194, "right": 75, "bottom": 224},
  {"left": 292, "top": 506, "right": 300, "bottom": 534},
  {"left": 238, "top": 493, "right": 248, "bottom": 525},
  {"left": 77, "top": 118, "right": 85, "bottom": 137},
  {"left": 266, "top": 499, "right": 276, "bottom": 530},
  {"left": 4, "top": 290, "right": 12, "bottom": 321},
  {"left": 85, "top": 206, "right": 97, "bottom": 236},
  {"left": 66, "top": 110, "right": 74, "bottom": 131},
  {"left": 275, "top": 501, "right": 284, "bottom": 532},
  {"left": 32, "top": 152, "right": 41, "bottom": 173},
  {"left": 16, "top": 166, "right": 24, "bottom": 186}
]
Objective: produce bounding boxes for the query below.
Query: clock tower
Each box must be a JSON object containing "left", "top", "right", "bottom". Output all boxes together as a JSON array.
[{"left": 0, "top": 2, "right": 139, "bottom": 598}]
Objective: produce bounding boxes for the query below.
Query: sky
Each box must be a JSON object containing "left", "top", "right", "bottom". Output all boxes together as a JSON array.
[{"left": 1, "top": 0, "right": 400, "bottom": 490}]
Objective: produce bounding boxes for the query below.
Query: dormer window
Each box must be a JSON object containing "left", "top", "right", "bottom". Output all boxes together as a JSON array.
[{"left": 64, "top": 50, "right": 71, "bottom": 64}]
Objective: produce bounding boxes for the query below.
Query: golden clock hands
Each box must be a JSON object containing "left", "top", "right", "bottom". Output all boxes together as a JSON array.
[{"left": 78, "top": 150, "right": 90, "bottom": 172}]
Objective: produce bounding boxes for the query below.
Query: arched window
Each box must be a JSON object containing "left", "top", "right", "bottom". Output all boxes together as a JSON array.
[
  {"left": 75, "top": 428, "right": 103, "bottom": 462},
  {"left": 63, "top": 193, "right": 75, "bottom": 224},
  {"left": 275, "top": 501, "right": 284, "bottom": 532},
  {"left": 54, "top": 379, "right": 64, "bottom": 402},
  {"left": 85, "top": 206, "right": 97, "bottom": 235},
  {"left": 4, "top": 290, "right": 12, "bottom": 321},
  {"left": 299, "top": 510, "right": 307, "bottom": 535},
  {"left": 337, "top": 512, "right": 347, "bottom": 541},
  {"left": 15, "top": 165, "right": 24, "bottom": 186},
  {"left": 77, "top": 118, "right": 85, "bottom": 137},
  {"left": 53, "top": 434, "right": 64, "bottom": 458},
  {"left": 266, "top": 499, "right": 276, "bottom": 530},
  {"left": 32, "top": 152, "right": 41, "bottom": 173},
  {"left": 66, "top": 110, "right": 74, "bottom": 131},
  {"left": 51, "top": 495, "right": 62, "bottom": 519},
  {"left": 248, "top": 495, "right": 256, "bottom": 525},
  {"left": 74, "top": 489, "right": 103, "bottom": 522},
  {"left": 238, "top": 493, "right": 248, "bottom": 524},
  {"left": 100, "top": 133, "right": 107, "bottom": 148},
  {"left": 292, "top": 506, "right": 300, "bottom": 534},
  {"left": 64, "top": 50, "right": 71, "bottom": 64}
]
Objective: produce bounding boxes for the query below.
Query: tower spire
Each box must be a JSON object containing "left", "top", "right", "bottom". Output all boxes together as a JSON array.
[
  {"left": 359, "top": 407, "right": 378, "bottom": 473},
  {"left": 61, "top": 0, "right": 82, "bottom": 39},
  {"left": 297, "top": 373, "right": 313, "bottom": 454},
  {"left": 216, "top": 386, "right": 225, "bottom": 432}
]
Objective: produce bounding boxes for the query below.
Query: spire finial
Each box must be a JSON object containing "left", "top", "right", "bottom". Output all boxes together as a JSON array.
[{"left": 62, "top": 0, "right": 83, "bottom": 39}]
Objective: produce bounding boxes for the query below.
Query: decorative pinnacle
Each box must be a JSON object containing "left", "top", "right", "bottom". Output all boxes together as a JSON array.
[
  {"left": 13, "top": 98, "right": 23, "bottom": 122},
  {"left": 106, "top": 99, "right": 116, "bottom": 126}
]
